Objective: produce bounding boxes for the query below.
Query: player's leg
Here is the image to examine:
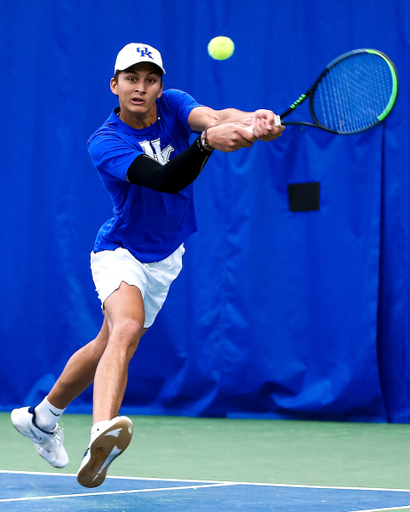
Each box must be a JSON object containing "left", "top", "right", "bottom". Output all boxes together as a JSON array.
[
  {"left": 94, "top": 282, "right": 147, "bottom": 422},
  {"left": 77, "top": 282, "right": 147, "bottom": 488},
  {"left": 48, "top": 318, "right": 110, "bottom": 409},
  {"left": 10, "top": 320, "right": 110, "bottom": 468},
  {"left": 77, "top": 246, "right": 185, "bottom": 488},
  {"left": 88, "top": 246, "right": 184, "bottom": 424}
]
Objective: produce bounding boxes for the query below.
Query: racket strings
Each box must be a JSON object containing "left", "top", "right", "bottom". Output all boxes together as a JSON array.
[{"left": 312, "top": 53, "right": 394, "bottom": 134}]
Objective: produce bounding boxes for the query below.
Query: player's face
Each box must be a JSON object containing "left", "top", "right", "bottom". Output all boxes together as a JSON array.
[{"left": 111, "top": 63, "right": 163, "bottom": 128}]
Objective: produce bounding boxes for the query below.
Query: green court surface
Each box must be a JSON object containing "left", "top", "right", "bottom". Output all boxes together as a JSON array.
[{"left": 2, "top": 412, "right": 410, "bottom": 491}]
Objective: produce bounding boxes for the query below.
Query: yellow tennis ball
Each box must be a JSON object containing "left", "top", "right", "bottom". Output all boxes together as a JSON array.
[{"left": 208, "top": 36, "right": 235, "bottom": 60}]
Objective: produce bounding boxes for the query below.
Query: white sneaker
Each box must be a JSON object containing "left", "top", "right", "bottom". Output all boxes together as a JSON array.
[
  {"left": 11, "top": 406, "right": 69, "bottom": 468},
  {"left": 77, "top": 416, "right": 133, "bottom": 488}
]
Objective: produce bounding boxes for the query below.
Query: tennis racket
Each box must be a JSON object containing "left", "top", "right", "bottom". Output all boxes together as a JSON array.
[{"left": 249, "top": 49, "right": 399, "bottom": 135}]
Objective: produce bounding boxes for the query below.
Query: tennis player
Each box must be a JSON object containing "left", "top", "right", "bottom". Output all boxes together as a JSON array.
[{"left": 11, "top": 43, "right": 284, "bottom": 488}]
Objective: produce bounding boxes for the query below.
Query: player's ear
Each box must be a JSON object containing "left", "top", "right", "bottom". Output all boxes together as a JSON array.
[
  {"left": 157, "top": 82, "right": 163, "bottom": 99},
  {"left": 110, "top": 77, "right": 118, "bottom": 96}
]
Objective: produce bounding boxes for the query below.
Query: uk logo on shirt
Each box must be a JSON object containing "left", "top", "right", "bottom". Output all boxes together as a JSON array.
[{"left": 139, "top": 138, "right": 174, "bottom": 165}]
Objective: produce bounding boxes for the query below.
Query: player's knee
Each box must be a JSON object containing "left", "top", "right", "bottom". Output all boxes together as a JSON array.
[{"left": 111, "top": 317, "right": 143, "bottom": 349}]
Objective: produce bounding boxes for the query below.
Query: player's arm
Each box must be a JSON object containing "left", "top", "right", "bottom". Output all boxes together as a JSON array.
[
  {"left": 188, "top": 106, "right": 284, "bottom": 141},
  {"left": 126, "top": 136, "right": 211, "bottom": 194},
  {"left": 126, "top": 123, "right": 257, "bottom": 193},
  {"left": 187, "top": 106, "right": 251, "bottom": 131}
]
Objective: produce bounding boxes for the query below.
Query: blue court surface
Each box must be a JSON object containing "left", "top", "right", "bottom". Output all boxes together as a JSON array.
[{"left": 1, "top": 471, "right": 410, "bottom": 511}]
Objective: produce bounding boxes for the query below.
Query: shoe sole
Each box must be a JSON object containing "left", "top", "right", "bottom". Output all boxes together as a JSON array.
[{"left": 77, "top": 417, "right": 133, "bottom": 488}]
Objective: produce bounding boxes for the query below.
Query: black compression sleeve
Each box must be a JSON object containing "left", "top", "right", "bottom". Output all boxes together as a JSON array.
[{"left": 126, "top": 136, "right": 213, "bottom": 194}]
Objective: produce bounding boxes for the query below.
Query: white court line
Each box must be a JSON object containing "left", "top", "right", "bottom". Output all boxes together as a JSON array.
[
  {"left": 0, "top": 482, "right": 239, "bottom": 503},
  {"left": 1, "top": 470, "right": 410, "bottom": 494},
  {"left": 348, "top": 507, "right": 410, "bottom": 512}
]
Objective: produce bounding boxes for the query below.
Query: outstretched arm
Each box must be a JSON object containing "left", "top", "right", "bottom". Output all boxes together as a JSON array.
[
  {"left": 126, "top": 106, "right": 284, "bottom": 194},
  {"left": 126, "top": 123, "right": 257, "bottom": 193},
  {"left": 188, "top": 106, "right": 285, "bottom": 142}
]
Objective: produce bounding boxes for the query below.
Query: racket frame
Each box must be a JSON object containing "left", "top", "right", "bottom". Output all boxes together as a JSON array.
[{"left": 278, "top": 49, "right": 399, "bottom": 135}]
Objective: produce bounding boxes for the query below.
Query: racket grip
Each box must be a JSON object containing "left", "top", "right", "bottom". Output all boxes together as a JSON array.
[{"left": 246, "top": 115, "right": 282, "bottom": 134}]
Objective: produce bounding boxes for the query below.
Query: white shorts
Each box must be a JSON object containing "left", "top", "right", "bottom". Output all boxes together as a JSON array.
[{"left": 90, "top": 245, "right": 185, "bottom": 328}]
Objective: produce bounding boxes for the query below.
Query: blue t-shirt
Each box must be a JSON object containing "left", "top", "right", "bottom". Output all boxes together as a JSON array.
[{"left": 88, "top": 89, "right": 201, "bottom": 263}]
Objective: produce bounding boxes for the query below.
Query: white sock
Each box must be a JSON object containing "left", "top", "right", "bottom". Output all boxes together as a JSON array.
[
  {"left": 34, "top": 396, "right": 66, "bottom": 432},
  {"left": 91, "top": 420, "right": 112, "bottom": 443}
]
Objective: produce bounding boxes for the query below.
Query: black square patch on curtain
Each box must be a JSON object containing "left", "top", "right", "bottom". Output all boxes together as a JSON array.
[{"left": 288, "top": 182, "right": 320, "bottom": 212}]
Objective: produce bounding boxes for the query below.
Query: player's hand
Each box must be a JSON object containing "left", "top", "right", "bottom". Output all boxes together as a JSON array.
[
  {"left": 250, "top": 109, "right": 285, "bottom": 141},
  {"left": 206, "top": 123, "right": 257, "bottom": 152}
]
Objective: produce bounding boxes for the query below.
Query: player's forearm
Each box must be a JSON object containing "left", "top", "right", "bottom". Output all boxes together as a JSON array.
[
  {"left": 212, "top": 108, "right": 253, "bottom": 126},
  {"left": 188, "top": 106, "right": 252, "bottom": 132}
]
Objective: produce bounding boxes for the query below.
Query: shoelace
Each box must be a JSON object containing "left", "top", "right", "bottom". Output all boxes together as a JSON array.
[{"left": 52, "top": 426, "right": 64, "bottom": 445}]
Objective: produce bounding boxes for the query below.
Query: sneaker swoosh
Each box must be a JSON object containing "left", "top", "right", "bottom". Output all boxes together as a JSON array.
[
  {"left": 30, "top": 429, "right": 43, "bottom": 442},
  {"left": 93, "top": 445, "right": 121, "bottom": 481}
]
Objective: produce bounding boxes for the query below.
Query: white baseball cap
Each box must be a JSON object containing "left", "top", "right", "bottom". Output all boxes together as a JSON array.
[{"left": 114, "top": 43, "right": 166, "bottom": 75}]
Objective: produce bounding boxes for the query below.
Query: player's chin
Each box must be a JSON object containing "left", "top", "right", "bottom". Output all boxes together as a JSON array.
[
  {"left": 128, "top": 101, "right": 147, "bottom": 112},
  {"left": 129, "top": 105, "right": 145, "bottom": 113}
]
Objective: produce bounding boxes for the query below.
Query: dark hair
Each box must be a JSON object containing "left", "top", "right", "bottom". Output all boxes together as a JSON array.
[{"left": 113, "top": 65, "right": 164, "bottom": 84}]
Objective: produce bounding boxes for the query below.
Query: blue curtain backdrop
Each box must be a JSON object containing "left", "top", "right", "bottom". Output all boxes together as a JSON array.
[{"left": 1, "top": 0, "right": 409, "bottom": 423}]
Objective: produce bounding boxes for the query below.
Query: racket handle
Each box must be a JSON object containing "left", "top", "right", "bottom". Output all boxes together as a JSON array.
[{"left": 246, "top": 115, "right": 282, "bottom": 134}]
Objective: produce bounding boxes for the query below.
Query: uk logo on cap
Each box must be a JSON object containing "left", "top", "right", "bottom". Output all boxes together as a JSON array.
[
  {"left": 136, "top": 46, "right": 154, "bottom": 59},
  {"left": 114, "top": 43, "right": 166, "bottom": 74}
]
